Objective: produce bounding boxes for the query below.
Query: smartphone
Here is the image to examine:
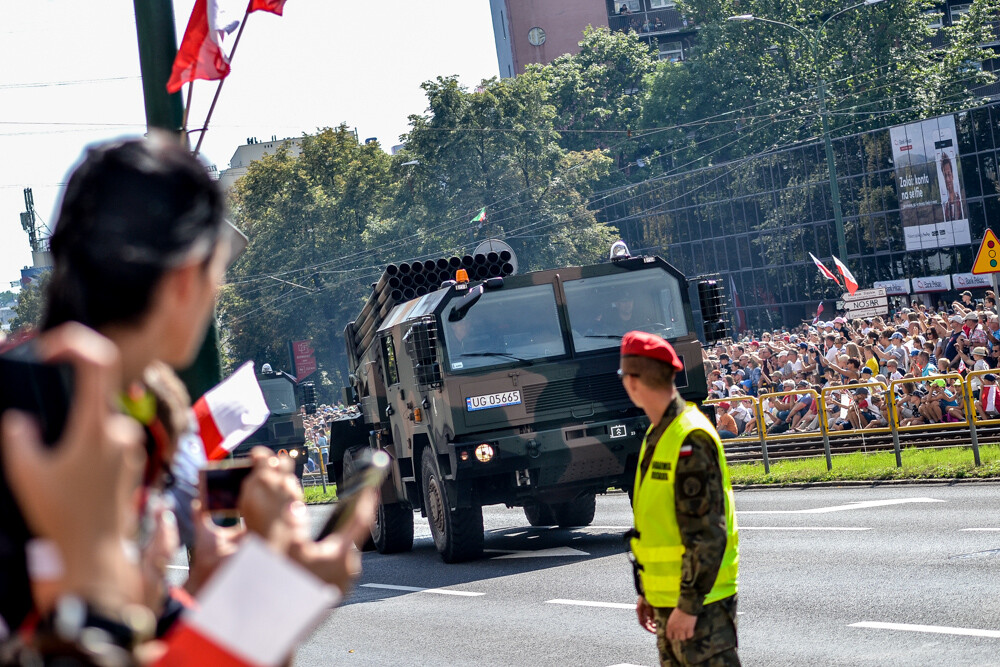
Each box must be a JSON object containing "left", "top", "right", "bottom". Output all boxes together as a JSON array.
[
  {"left": 315, "top": 449, "right": 390, "bottom": 541},
  {"left": 0, "top": 343, "right": 73, "bottom": 628},
  {"left": 200, "top": 459, "right": 254, "bottom": 517},
  {"left": 0, "top": 344, "right": 73, "bottom": 446}
]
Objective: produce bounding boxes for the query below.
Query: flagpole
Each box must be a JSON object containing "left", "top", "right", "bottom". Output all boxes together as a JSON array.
[
  {"left": 193, "top": 3, "right": 252, "bottom": 156},
  {"left": 182, "top": 81, "right": 194, "bottom": 136}
]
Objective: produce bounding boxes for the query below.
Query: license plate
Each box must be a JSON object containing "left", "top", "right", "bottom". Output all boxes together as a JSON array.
[
  {"left": 466, "top": 391, "right": 522, "bottom": 412},
  {"left": 609, "top": 424, "right": 628, "bottom": 439}
]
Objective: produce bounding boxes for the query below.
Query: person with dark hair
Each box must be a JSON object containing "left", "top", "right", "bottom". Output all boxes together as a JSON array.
[
  {"left": 621, "top": 331, "right": 740, "bottom": 666},
  {"left": 0, "top": 136, "right": 374, "bottom": 664}
]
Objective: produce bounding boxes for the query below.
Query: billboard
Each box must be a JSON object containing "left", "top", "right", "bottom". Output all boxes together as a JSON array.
[{"left": 890, "top": 115, "right": 971, "bottom": 251}]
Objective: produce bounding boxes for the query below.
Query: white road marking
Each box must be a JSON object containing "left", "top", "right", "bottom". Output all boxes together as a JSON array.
[
  {"left": 740, "top": 497, "right": 944, "bottom": 515},
  {"left": 850, "top": 621, "right": 1000, "bottom": 638},
  {"left": 166, "top": 565, "right": 190, "bottom": 571},
  {"left": 486, "top": 547, "right": 589, "bottom": 559},
  {"left": 548, "top": 599, "right": 634, "bottom": 610},
  {"left": 361, "top": 583, "right": 484, "bottom": 597},
  {"left": 960, "top": 528, "right": 1000, "bottom": 532},
  {"left": 740, "top": 526, "right": 872, "bottom": 531}
]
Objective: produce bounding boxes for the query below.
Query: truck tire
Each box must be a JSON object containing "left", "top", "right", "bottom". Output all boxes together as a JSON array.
[
  {"left": 342, "top": 449, "right": 376, "bottom": 551},
  {"left": 523, "top": 502, "right": 557, "bottom": 527},
  {"left": 421, "top": 450, "right": 483, "bottom": 563},
  {"left": 552, "top": 493, "right": 597, "bottom": 528},
  {"left": 372, "top": 501, "right": 414, "bottom": 554}
]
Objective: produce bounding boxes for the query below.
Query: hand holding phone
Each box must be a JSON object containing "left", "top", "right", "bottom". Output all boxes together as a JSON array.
[{"left": 316, "top": 449, "right": 390, "bottom": 541}]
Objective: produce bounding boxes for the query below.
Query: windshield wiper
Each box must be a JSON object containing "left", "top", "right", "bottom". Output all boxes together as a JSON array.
[
  {"left": 460, "top": 351, "right": 534, "bottom": 365},
  {"left": 584, "top": 334, "right": 624, "bottom": 339}
]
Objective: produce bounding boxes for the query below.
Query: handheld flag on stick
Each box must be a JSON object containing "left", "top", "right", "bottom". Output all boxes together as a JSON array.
[
  {"left": 471, "top": 207, "right": 487, "bottom": 230},
  {"left": 812, "top": 302, "right": 825, "bottom": 325},
  {"left": 192, "top": 361, "right": 270, "bottom": 461},
  {"left": 832, "top": 255, "right": 858, "bottom": 295},
  {"left": 809, "top": 252, "right": 842, "bottom": 287}
]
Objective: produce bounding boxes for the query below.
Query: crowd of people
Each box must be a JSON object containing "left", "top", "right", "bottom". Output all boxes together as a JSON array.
[
  {"left": 301, "top": 403, "right": 361, "bottom": 473},
  {"left": 705, "top": 291, "right": 1000, "bottom": 439}
]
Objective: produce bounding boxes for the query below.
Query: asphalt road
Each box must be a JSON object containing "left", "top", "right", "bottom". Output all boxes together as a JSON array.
[{"left": 172, "top": 484, "right": 1000, "bottom": 665}]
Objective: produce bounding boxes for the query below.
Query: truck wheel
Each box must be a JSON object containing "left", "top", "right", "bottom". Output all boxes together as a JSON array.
[
  {"left": 342, "top": 449, "right": 376, "bottom": 552},
  {"left": 372, "top": 501, "right": 414, "bottom": 554},
  {"left": 552, "top": 493, "right": 597, "bottom": 528},
  {"left": 421, "top": 450, "right": 483, "bottom": 563},
  {"left": 523, "top": 502, "right": 557, "bottom": 527}
]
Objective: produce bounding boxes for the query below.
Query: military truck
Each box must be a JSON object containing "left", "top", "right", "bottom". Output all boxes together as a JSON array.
[
  {"left": 233, "top": 365, "right": 309, "bottom": 477},
  {"left": 332, "top": 246, "right": 707, "bottom": 562}
]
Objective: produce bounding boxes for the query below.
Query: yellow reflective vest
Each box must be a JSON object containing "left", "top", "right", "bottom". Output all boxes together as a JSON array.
[{"left": 630, "top": 402, "right": 739, "bottom": 609}]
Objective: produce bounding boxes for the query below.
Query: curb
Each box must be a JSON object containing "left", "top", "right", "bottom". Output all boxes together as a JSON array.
[{"left": 734, "top": 477, "right": 1000, "bottom": 490}]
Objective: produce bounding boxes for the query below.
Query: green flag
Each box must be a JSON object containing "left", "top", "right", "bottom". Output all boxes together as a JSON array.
[{"left": 471, "top": 207, "right": 486, "bottom": 229}]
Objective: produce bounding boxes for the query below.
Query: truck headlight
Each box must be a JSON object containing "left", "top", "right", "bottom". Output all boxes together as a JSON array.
[
  {"left": 475, "top": 443, "right": 495, "bottom": 463},
  {"left": 289, "top": 449, "right": 299, "bottom": 458}
]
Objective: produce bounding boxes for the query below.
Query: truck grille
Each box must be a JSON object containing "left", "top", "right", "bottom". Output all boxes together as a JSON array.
[{"left": 522, "top": 374, "right": 629, "bottom": 413}]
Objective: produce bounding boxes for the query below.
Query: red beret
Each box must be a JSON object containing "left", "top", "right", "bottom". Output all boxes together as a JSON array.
[{"left": 620, "top": 331, "right": 684, "bottom": 372}]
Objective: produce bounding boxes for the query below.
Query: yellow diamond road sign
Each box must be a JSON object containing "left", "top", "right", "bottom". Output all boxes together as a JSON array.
[{"left": 972, "top": 229, "right": 1000, "bottom": 275}]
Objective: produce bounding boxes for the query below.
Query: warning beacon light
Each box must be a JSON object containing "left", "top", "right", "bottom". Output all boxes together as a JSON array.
[
  {"left": 455, "top": 268, "right": 470, "bottom": 283},
  {"left": 610, "top": 240, "right": 631, "bottom": 261}
]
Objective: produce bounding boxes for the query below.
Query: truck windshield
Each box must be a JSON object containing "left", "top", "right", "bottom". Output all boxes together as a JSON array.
[
  {"left": 563, "top": 270, "right": 689, "bottom": 352},
  {"left": 259, "top": 378, "right": 297, "bottom": 415},
  {"left": 442, "top": 283, "right": 565, "bottom": 371}
]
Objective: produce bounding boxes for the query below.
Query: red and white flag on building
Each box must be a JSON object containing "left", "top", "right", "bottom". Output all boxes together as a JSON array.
[
  {"left": 832, "top": 255, "right": 859, "bottom": 295},
  {"left": 192, "top": 361, "right": 270, "bottom": 461},
  {"left": 166, "top": 0, "right": 245, "bottom": 93},
  {"left": 809, "top": 252, "right": 842, "bottom": 287},
  {"left": 156, "top": 536, "right": 339, "bottom": 667}
]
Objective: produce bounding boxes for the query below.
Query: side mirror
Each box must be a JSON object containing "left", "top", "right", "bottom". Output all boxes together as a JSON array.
[{"left": 448, "top": 284, "right": 485, "bottom": 322}]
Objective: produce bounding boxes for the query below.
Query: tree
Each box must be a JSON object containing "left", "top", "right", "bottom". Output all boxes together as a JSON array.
[
  {"left": 220, "top": 126, "right": 394, "bottom": 396},
  {"left": 10, "top": 274, "right": 48, "bottom": 333}
]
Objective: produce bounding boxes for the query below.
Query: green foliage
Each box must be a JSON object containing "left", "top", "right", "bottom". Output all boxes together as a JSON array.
[
  {"left": 10, "top": 274, "right": 48, "bottom": 333},
  {"left": 219, "top": 13, "right": 1000, "bottom": 379}
]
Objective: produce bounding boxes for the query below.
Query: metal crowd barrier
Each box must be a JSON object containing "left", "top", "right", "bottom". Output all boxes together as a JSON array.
[{"left": 721, "top": 372, "right": 989, "bottom": 470}]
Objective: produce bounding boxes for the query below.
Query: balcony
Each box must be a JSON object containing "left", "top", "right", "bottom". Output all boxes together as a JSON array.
[{"left": 608, "top": 8, "right": 695, "bottom": 37}]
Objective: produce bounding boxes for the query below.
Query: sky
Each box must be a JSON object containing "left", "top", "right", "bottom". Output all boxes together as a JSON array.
[{"left": 0, "top": 0, "right": 500, "bottom": 290}]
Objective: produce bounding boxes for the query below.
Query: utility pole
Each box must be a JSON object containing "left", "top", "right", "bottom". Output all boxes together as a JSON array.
[{"left": 133, "top": 1, "right": 222, "bottom": 400}]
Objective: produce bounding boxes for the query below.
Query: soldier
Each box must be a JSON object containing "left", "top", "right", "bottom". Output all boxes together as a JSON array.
[{"left": 620, "top": 331, "right": 740, "bottom": 666}]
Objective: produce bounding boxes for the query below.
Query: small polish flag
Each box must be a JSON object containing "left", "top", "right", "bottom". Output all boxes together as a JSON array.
[
  {"left": 679, "top": 444, "right": 693, "bottom": 457},
  {"left": 812, "top": 302, "right": 825, "bottom": 325},
  {"left": 156, "top": 536, "right": 340, "bottom": 666},
  {"left": 809, "top": 252, "right": 842, "bottom": 287},
  {"left": 832, "top": 255, "right": 859, "bottom": 295},
  {"left": 192, "top": 362, "right": 270, "bottom": 461}
]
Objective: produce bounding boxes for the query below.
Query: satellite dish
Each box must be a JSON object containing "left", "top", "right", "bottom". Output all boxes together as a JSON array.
[{"left": 473, "top": 239, "right": 518, "bottom": 275}]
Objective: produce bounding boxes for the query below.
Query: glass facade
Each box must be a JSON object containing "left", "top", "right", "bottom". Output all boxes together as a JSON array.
[{"left": 606, "top": 102, "right": 1000, "bottom": 334}]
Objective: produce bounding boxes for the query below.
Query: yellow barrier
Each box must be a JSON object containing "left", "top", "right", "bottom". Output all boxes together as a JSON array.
[
  {"left": 889, "top": 373, "right": 969, "bottom": 432},
  {"left": 757, "top": 388, "right": 822, "bottom": 442},
  {"left": 965, "top": 368, "right": 1000, "bottom": 426},
  {"left": 820, "top": 382, "right": 892, "bottom": 436},
  {"left": 703, "top": 396, "right": 761, "bottom": 443}
]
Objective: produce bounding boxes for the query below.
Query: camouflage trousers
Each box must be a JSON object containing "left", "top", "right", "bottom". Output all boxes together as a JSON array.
[{"left": 653, "top": 595, "right": 739, "bottom": 666}]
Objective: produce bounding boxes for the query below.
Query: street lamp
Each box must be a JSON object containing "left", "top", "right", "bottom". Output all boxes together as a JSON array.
[{"left": 727, "top": 0, "right": 885, "bottom": 263}]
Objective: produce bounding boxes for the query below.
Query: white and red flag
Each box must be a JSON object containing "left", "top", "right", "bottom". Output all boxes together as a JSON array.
[
  {"left": 809, "top": 252, "right": 842, "bottom": 287},
  {"left": 166, "top": 0, "right": 245, "bottom": 93},
  {"left": 155, "top": 536, "right": 339, "bottom": 667},
  {"left": 832, "top": 255, "right": 859, "bottom": 295},
  {"left": 812, "top": 302, "right": 825, "bottom": 325},
  {"left": 192, "top": 361, "right": 270, "bottom": 461}
]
